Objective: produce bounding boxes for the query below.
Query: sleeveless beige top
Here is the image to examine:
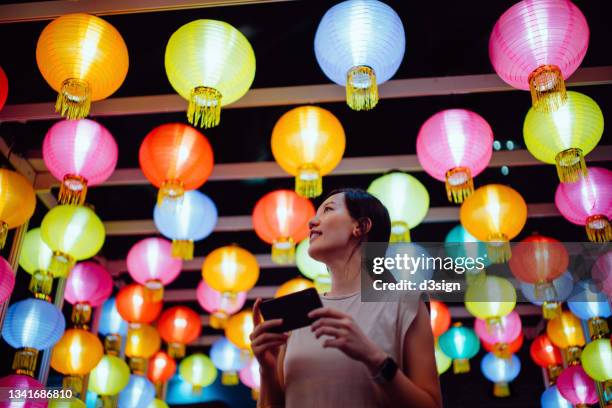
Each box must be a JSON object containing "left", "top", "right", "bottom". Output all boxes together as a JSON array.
[{"left": 282, "top": 290, "right": 422, "bottom": 408}]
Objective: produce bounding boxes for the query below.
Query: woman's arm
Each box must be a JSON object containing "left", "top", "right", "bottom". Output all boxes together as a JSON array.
[{"left": 256, "top": 344, "right": 286, "bottom": 408}]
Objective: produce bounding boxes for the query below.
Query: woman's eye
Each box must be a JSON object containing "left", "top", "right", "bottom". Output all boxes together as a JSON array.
[{"left": 324, "top": 206, "right": 333, "bottom": 212}]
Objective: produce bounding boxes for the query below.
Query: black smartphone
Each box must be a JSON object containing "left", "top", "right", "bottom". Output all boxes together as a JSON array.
[{"left": 259, "top": 287, "right": 323, "bottom": 333}]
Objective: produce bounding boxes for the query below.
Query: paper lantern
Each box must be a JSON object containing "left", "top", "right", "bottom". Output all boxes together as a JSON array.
[
  {"left": 196, "top": 280, "right": 246, "bottom": 330},
  {"left": 271, "top": 106, "right": 346, "bottom": 198},
  {"left": 530, "top": 334, "right": 563, "bottom": 380},
  {"left": 116, "top": 284, "right": 163, "bottom": 324},
  {"left": 0, "top": 169, "right": 36, "bottom": 248},
  {"left": 40, "top": 205, "right": 105, "bottom": 276},
  {"left": 118, "top": 375, "right": 155, "bottom": 408},
  {"left": 592, "top": 250, "right": 612, "bottom": 298},
  {"left": 416, "top": 109, "right": 494, "bottom": 203},
  {"left": 481, "top": 353, "right": 521, "bottom": 398},
  {"left": 581, "top": 339, "right": 612, "bottom": 382},
  {"left": 98, "top": 297, "right": 128, "bottom": 355},
  {"left": 295, "top": 239, "right": 331, "bottom": 293},
  {"left": 125, "top": 324, "right": 161, "bottom": 374},
  {"left": 147, "top": 351, "right": 176, "bottom": 385},
  {"left": 430, "top": 300, "right": 451, "bottom": 338},
  {"left": 434, "top": 340, "right": 452, "bottom": 375},
  {"left": 210, "top": 337, "right": 248, "bottom": 385},
  {"left": 460, "top": 184, "right": 527, "bottom": 263},
  {"left": 153, "top": 190, "right": 217, "bottom": 259},
  {"left": 148, "top": 400, "right": 169, "bottom": 408},
  {"left": 127, "top": 237, "right": 182, "bottom": 301},
  {"left": 239, "top": 357, "right": 260, "bottom": 399},
  {"left": 555, "top": 167, "right": 612, "bottom": 242},
  {"left": 36, "top": 13, "right": 128, "bottom": 119},
  {"left": 225, "top": 310, "right": 254, "bottom": 351},
  {"left": 48, "top": 398, "right": 86, "bottom": 408},
  {"left": 489, "top": 0, "right": 589, "bottom": 112},
  {"left": 547, "top": 311, "right": 585, "bottom": 364},
  {"left": 368, "top": 172, "right": 429, "bottom": 242},
  {"left": 139, "top": 123, "right": 213, "bottom": 204},
  {"left": 165, "top": 19, "right": 255, "bottom": 128},
  {"left": 385, "top": 243, "right": 434, "bottom": 287},
  {"left": 465, "top": 276, "right": 516, "bottom": 325},
  {"left": 568, "top": 280, "right": 611, "bottom": 340},
  {"left": 0, "top": 256, "right": 15, "bottom": 304},
  {"left": 89, "top": 355, "right": 130, "bottom": 397},
  {"left": 557, "top": 366, "right": 598, "bottom": 407},
  {"left": 275, "top": 278, "right": 315, "bottom": 298},
  {"left": 444, "top": 225, "right": 490, "bottom": 284},
  {"left": 0, "top": 65, "right": 7, "bottom": 112},
  {"left": 179, "top": 353, "right": 217, "bottom": 392},
  {"left": 438, "top": 323, "right": 480, "bottom": 374},
  {"left": 19, "top": 228, "right": 55, "bottom": 300},
  {"left": 520, "top": 271, "right": 574, "bottom": 320},
  {"left": 524, "top": 91, "right": 603, "bottom": 182},
  {"left": 0, "top": 374, "right": 46, "bottom": 408},
  {"left": 64, "top": 261, "right": 112, "bottom": 327},
  {"left": 252, "top": 190, "right": 314, "bottom": 264},
  {"left": 483, "top": 332, "right": 524, "bottom": 356},
  {"left": 157, "top": 306, "right": 201, "bottom": 358},
  {"left": 541, "top": 385, "right": 573, "bottom": 408},
  {"left": 2, "top": 298, "right": 65, "bottom": 376},
  {"left": 314, "top": 0, "right": 405, "bottom": 110},
  {"left": 475, "top": 311, "right": 522, "bottom": 358}
]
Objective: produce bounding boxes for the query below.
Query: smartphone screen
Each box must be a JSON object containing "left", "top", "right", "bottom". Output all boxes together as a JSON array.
[{"left": 259, "top": 287, "right": 323, "bottom": 333}]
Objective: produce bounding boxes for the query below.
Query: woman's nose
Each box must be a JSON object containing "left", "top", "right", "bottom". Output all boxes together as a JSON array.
[{"left": 308, "top": 216, "right": 320, "bottom": 229}]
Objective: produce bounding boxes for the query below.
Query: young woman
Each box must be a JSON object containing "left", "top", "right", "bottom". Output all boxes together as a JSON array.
[{"left": 251, "top": 188, "right": 442, "bottom": 408}]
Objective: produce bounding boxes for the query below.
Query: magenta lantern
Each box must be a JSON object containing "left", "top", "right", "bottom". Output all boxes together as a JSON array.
[
  {"left": 0, "top": 256, "right": 15, "bottom": 304},
  {"left": 555, "top": 167, "right": 612, "bottom": 243},
  {"left": 592, "top": 251, "right": 612, "bottom": 298},
  {"left": 475, "top": 311, "right": 522, "bottom": 358},
  {"left": 127, "top": 237, "right": 182, "bottom": 302},
  {"left": 556, "top": 366, "right": 598, "bottom": 406},
  {"left": 196, "top": 280, "right": 246, "bottom": 329},
  {"left": 489, "top": 0, "right": 589, "bottom": 113},
  {"left": 43, "top": 119, "right": 118, "bottom": 205},
  {"left": 0, "top": 374, "right": 47, "bottom": 408},
  {"left": 64, "top": 261, "right": 113, "bottom": 307},
  {"left": 416, "top": 109, "right": 493, "bottom": 203}
]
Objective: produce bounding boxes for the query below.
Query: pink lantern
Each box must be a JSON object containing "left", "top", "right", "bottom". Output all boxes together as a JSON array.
[
  {"left": 416, "top": 109, "right": 493, "bottom": 203},
  {"left": 64, "top": 261, "right": 113, "bottom": 307},
  {"left": 475, "top": 311, "right": 522, "bottom": 358},
  {"left": 239, "top": 357, "right": 260, "bottom": 391},
  {"left": 555, "top": 167, "right": 612, "bottom": 242},
  {"left": 196, "top": 280, "right": 246, "bottom": 329},
  {"left": 0, "top": 374, "right": 47, "bottom": 408},
  {"left": 557, "top": 366, "right": 598, "bottom": 406},
  {"left": 489, "top": 0, "right": 589, "bottom": 112},
  {"left": 127, "top": 237, "right": 182, "bottom": 302},
  {"left": 43, "top": 119, "right": 118, "bottom": 205},
  {"left": 0, "top": 256, "right": 15, "bottom": 304},
  {"left": 592, "top": 251, "right": 612, "bottom": 297}
]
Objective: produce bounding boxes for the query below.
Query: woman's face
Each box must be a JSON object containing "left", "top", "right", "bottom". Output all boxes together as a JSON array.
[{"left": 307, "top": 193, "right": 358, "bottom": 263}]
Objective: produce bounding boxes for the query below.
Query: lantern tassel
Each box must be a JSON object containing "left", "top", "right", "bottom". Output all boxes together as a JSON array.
[
  {"left": 221, "top": 371, "right": 239, "bottom": 386},
  {"left": 251, "top": 388, "right": 259, "bottom": 400},
  {"left": 445, "top": 167, "right": 474, "bottom": 204},
  {"left": 493, "top": 382, "right": 510, "bottom": 398},
  {"left": 452, "top": 358, "right": 470, "bottom": 374},
  {"left": 564, "top": 346, "right": 582, "bottom": 366},
  {"left": 493, "top": 343, "right": 510, "bottom": 359},
  {"left": 587, "top": 317, "right": 609, "bottom": 340},
  {"left": 28, "top": 271, "right": 54, "bottom": 302},
  {"left": 100, "top": 395, "right": 114, "bottom": 408},
  {"left": 158, "top": 179, "right": 185, "bottom": 205},
  {"left": 62, "top": 375, "right": 83, "bottom": 397},
  {"left": 486, "top": 233, "right": 511, "bottom": 263},
  {"left": 542, "top": 302, "right": 562, "bottom": 320},
  {"left": 49, "top": 251, "right": 75, "bottom": 277},
  {"left": 346, "top": 65, "right": 378, "bottom": 111},
  {"left": 188, "top": 86, "right": 222, "bottom": 128},
  {"left": 390, "top": 221, "right": 411, "bottom": 243},
  {"left": 296, "top": 164, "right": 322, "bottom": 198},
  {"left": 59, "top": 174, "right": 88, "bottom": 205},
  {"left": 528, "top": 65, "right": 567, "bottom": 113},
  {"left": 71, "top": 302, "right": 92, "bottom": 328},
  {"left": 144, "top": 279, "right": 164, "bottom": 302},
  {"left": 210, "top": 310, "right": 228, "bottom": 329},
  {"left": 585, "top": 215, "right": 611, "bottom": 243},
  {"left": 272, "top": 237, "right": 295, "bottom": 265},
  {"left": 547, "top": 365, "right": 562, "bottom": 385},
  {"left": 129, "top": 357, "right": 147, "bottom": 375},
  {"left": 555, "top": 148, "right": 587, "bottom": 183},
  {"left": 104, "top": 334, "right": 122, "bottom": 355},
  {"left": 172, "top": 239, "right": 194, "bottom": 260},
  {"left": 168, "top": 342, "right": 186, "bottom": 359},
  {"left": 13, "top": 348, "right": 38, "bottom": 377},
  {"left": 0, "top": 221, "right": 7, "bottom": 249},
  {"left": 56, "top": 78, "right": 91, "bottom": 120}
]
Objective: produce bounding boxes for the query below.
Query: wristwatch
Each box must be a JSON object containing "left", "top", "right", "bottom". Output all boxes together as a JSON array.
[{"left": 372, "top": 356, "right": 398, "bottom": 384}]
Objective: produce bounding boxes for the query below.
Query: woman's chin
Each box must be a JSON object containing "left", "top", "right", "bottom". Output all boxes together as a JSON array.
[{"left": 307, "top": 240, "right": 328, "bottom": 262}]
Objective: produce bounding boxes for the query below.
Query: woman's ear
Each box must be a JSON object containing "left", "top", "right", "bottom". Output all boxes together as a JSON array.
[{"left": 353, "top": 217, "right": 372, "bottom": 238}]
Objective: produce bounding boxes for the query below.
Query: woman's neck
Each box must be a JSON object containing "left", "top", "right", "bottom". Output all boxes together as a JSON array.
[{"left": 325, "top": 249, "right": 362, "bottom": 297}]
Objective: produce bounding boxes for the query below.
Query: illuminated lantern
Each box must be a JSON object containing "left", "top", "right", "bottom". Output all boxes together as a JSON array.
[
  {"left": 541, "top": 385, "right": 573, "bottom": 408},
  {"left": 125, "top": 324, "right": 161, "bottom": 374},
  {"left": 581, "top": 339, "right": 612, "bottom": 382},
  {"left": 475, "top": 311, "right": 522, "bottom": 358},
  {"left": 434, "top": 340, "right": 452, "bottom": 375},
  {"left": 210, "top": 337, "right": 248, "bottom": 385},
  {"left": 118, "top": 375, "right": 155, "bottom": 408},
  {"left": 178, "top": 353, "right": 217, "bottom": 393},
  {"left": 444, "top": 225, "right": 489, "bottom": 285},
  {"left": 51, "top": 328, "right": 104, "bottom": 395},
  {"left": 489, "top": 0, "right": 589, "bottom": 112},
  {"left": 252, "top": 190, "right": 314, "bottom": 264},
  {"left": 88, "top": 355, "right": 130, "bottom": 399},
  {"left": 36, "top": 13, "right": 129, "bottom": 119},
  {"left": 0, "top": 375, "right": 46, "bottom": 408},
  {"left": 153, "top": 190, "right": 217, "bottom": 259},
  {"left": 139, "top": 123, "right": 214, "bottom": 204},
  {"left": 386, "top": 243, "right": 433, "bottom": 287},
  {"left": 165, "top": 19, "right": 255, "bottom": 128},
  {"left": 438, "top": 323, "right": 480, "bottom": 374},
  {"left": 557, "top": 366, "right": 598, "bottom": 407},
  {"left": 157, "top": 306, "right": 202, "bottom": 359},
  {"left": 546, "top": 311, "right": 585, "bottom": 364},
  {"left": 0, "top": 65, "right": 7, "bottom": 111},
  {"left": 49, "top": 398, "right": 86, "bottom": 408},
  {"left": 368, "top": 172, "right": 429, "bottom": 242},
  {"left": 530, "top": 334, "right": 564, "bottom": 384},
  {"left": 314, "top": 0, "right": 405, "bottom": 110},
  {"left": 19, "top": 228, "right": 54, "bottom": 299},
  {"left": 43, "top": 119, "right": 118, "bottom": 205},
  {"left": 568, "top": 280, "right": 611, "bottom": 340},
  {"left": 520, "top": 271, "right": 574, "bottom": 320},
  {"left": 147, "top": 351, "right": 176, "bottom": 386},
  {"left": 225, "top": 310, "right": 254, "bottom": 352},
  {"left": 0, "top": 256, "right": 15, "bottom": 304},
  {"left": 98, "top": 297, "right": 128, "bottom": 355},
  {"left": 555, "top": 167, "right": 612, "bottom": 242},
  {"left": 239, "top": 357, "right": 260, "bottom": 400},
  {"left": 275, "top": 278, "right": 315, "bottom": 298},
  {"left": 127, "top": 237, "right": 182, "bottom": 301},
  {"left": 483, "top": 333, "right": 524, "bottom": 356},
  {"left": 116, "top": 284, "right": 163, "bottom": 325},
  {"left": 465, "top": 276, "right": 516, "bottom": 329},
  {"left": 296, "top": 239, "right": 331, "bottom": 293},
  {"left": 0, "top": 169, "right": 36, "bottom": 248},
  {"left": 430, "top": 301, "right": 451, "bottom": 337},
  {"left": 460, "top": 184, "right": 527, "bottom": 263},
  {"left": 40, "top": 204, "right": 105, "bottom": 276},
  {"left": 592, "top": 251, "right": 612, "bottom": 298},
  {"left": 148, "top": 400, "right": 169, "bottom": 408},
  {"left": 524, "top": 91, "right": 603, "bottom": 182},
  {"left": 196, "top": 280, "right": 246, "bottom": 329},
  {"left": 416, "top": 109, "right": 493, "bottom": 203},
  {"left": 480, "top": 353, "right": 521, "bottom": 398},
  {"left": 271, "top": 106, "right": 345, "bottom": 198},
  {"left": 64, "top": 261, "right": 113, "bottom": 327}
]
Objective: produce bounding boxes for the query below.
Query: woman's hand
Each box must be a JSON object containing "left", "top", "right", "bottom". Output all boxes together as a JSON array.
[
  {"left": 250, "top": 298, "right": 289, "bottom": 376},
  {"left": 308, "top": 307, "right": 386, "bottom": 374}
]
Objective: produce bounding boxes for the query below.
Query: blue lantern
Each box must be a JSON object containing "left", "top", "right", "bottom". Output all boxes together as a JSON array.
[
  {"left": 520, "top": 271, "right": 574, "bottom": 306},
  {"left": 438, "top": 323, "right": 480, "bottom": 374},
  {"left": 118, "top": 375, "right": 155, "bottom": 408},
  {"left": 314, "top": 0, "right": 405, "bottom": 111},
  {"left": 568, "top": 279, "right": 611, "bottom": 339},
  {"left": 210, "top": 337, "right": 248, "bottom": 386},
  {"left": 541, "top": 385, "right": 573, "bottom": 408},
  {"left": 98, "top": 297, "right": 128, "bottom": 355},
  {"left": 480, "top": 352, "right": 521, "bottom": 398},
  {"left": 153, "top": 190, "right": 218, "bottom": 260}
]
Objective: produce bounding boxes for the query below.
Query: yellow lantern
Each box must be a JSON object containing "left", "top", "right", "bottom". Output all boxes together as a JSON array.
[
  {"left": 125, "top": 323, "right": 161, "bottom": 375},
  {"left": 19, "top": 228, "right": 55, "bottom": 300},
  {"left": 546, "top": 311, "right": 586, "bottom": 365},
  {"left": 524, "top": 91, "right": 604, "bottom": 183},
  {"left": 581, "top": 338, "right": 612, "bottom": 382},
  {"left": 0, "top": 169, "right": 36, "bottom": 248},
  {"left": 367, "top": 171, "right": 429, "bottom": 242},
  {"left": 434, "top": 339, "right": 452, "bottom": 375},
  {"left": 40, "top": 204, "right": 105, "bottom": 277},
  {"left": 225, "top": 310, "right": 254, "bottom": 352},
  {"left": 49, "top": 398, "right": 86, "bottom": 408},
  {"left": 148, "top": 399, "right": 169, "bottom": 408},
  {"left": 36, "top": 13, "right": 129, "bottom": 119},
  {"left": 465, "top": 275, "right": 516, "bottom": 330},
  {"left": 271, "top": 106, "right": 346, "bottom": 198},
  {"left": 89, "top": 355, "right": 130, "bottom": 397},
  {"left": 460, "top": 184, "right": 527, "bottom": 263},
  {"left": 295, "top": 239, "right": 331, "bottom": 293},
  {"left": 179, "top": 353, "right": 217, "bottom": 393},
  {"left": 275, "top": 278, "right": 315, "bottom": 298},
  {"left": 165, "top": 19, "right": 255, "bottom": 128}
]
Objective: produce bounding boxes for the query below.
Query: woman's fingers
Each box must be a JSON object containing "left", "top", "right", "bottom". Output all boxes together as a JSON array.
[
  {"left": 251, "top": 318, "right": 284, "bottom": 338},
  {"left": 313, "top": 326, "right": 346, "bottom": 339},
  {"left": 251, "top": 332, "right": 289, "bottom": 347},
  {"left": 253, "top": 298, "right": 262, "bottom": 325},
  {"left": 308, "top": 307, "right": 347, "bottom": 320},
  {"left": 311, "top": 317, "right": 350, "bottom": 331}
]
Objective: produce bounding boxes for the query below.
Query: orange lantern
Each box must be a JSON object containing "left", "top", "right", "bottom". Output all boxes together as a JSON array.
[
  {"left": 547, "top": 311, "right": 586, "bottom": 365},
  {"left": 116, "top": 283, "right": 163, "bottom": 324},
  {"left": 530, "top": 334, "right": 563, "bottom": 384},
  {"left": 147, "top": 351, "right": 176, "bottom": 385},
  {"left": 0, "top": 169, "right": 36, "bottom": 248},
  {"left": 225, "top": 310, "right": 254, "bottom": 353},
  {"left": 157, "top": 306, "right": 202, "bottom": 359},
  {"left": 275, "top": 278, "right": 315, "bottom": 298},
  {"left": 430, "top": 300, "right": 451, "bottom": 337},
  {"left": 125, "top": 323, "right": 161, "bottom": 374},
  {"left": 139, "top": 123, "right": 214, "bottom": 204},
  {"left": 460, "top": 184, "right": 527, "bottom": 263},
  {"left": 252, "top": 189, "right": 315, "bottom": 264}
]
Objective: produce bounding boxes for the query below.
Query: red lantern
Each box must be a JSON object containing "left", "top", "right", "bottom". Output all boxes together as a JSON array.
[
  {"left": 483, "top": 332, "right": 523, "bottom": 355},
  {"left": 157, "top": 306, "right": 201, "bottom": 358},
  {"left": 116, "top": 283, "right": 162, "bottom": 324},
  {"left": 530, "top": 334, "right": 563, "bottom": 384},
  {"left": 147, "top": 351, "right": 176, "bottom": 385},
  {"left": 0, "top": 66, "right": 8, "bottom": 112},
  {"left": 430, "top": 300, "right": 451, "bottom": 337}
]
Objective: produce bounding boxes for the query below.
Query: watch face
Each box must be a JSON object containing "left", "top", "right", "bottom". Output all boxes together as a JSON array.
[{"left": 375, "top": 357, "right": 398, "bottom": 384}]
